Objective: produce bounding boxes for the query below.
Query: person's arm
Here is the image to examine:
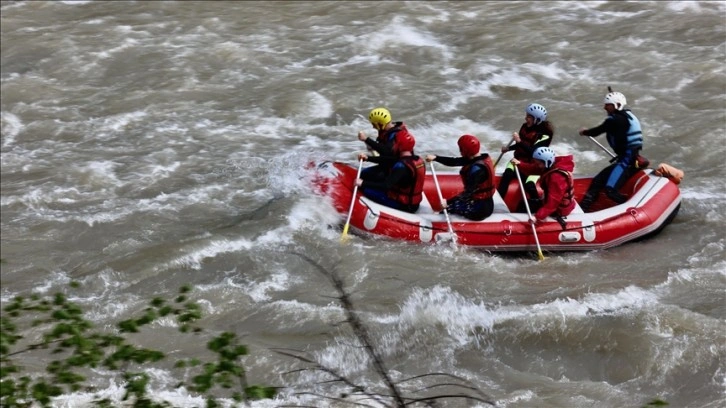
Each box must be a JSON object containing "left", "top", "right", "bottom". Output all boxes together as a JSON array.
[
  {"left": 580, "top": 118, "right": 612, "bottom": 137},
  {"left": 434, "top": 155, "right": 468, "bottom": 167},
  {"left": 365, "top": 137, "right": 394, "bottom": 156},
  {"left": 534, "top": 173, "right": 567, "bottom": 220},
  {"left": 361, "top": 162, "right": 407, "bottom": 190},
  {"left": 365, "top": 155, "right": 397, "bottom": 166}
]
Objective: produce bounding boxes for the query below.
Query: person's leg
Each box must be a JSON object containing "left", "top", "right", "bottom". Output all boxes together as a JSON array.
[
  {"left": 444, "top": 196, "right": 466, "bottom": 216},
  {"left": 524, "top": 175, "right": 541, "bottom": 210},
  {"left": 605, "top": 165, "right": 638, "bottom": 204},
  {"left": 497, "top": 165, "right": 515, "bottom": 199},
  {"left": 604, "top": 152, "right": 638, "bottom": 204},
  {"left": 447, "top": 196, "right": 492, "bottom": 221},
  {"left": 580, "top": 164, "right": 614, "bottom": 212},
  {"left": 604, "top": 160, "right": 634, "bottom": 204},
  {"left": 469, "top": 198, "right": 494, "bottom": 220},
  {"left": 360, "top": 165, "right": 386, "bottom": 182},
  {"left": 361, "top": 188, "right": 396, "bottom": 207},
  {"left": 361, "top": 188, "right": 416, "bottom": 213}
]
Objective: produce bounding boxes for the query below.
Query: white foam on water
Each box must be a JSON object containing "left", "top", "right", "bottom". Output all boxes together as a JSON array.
[
  {"left": 388, "top": 283, "right": 661, "bottom": 352},
  {"left": 239, "top": 269, "right": 294, "bottom": 303},
  {"left": 680, "top": 189, "right": 725, "bottom": 201},
  {"left": 91, "top": 110, "right": 149, "bottom": 140},
  {"left": 415, "top": 118, "right": 511, "bottom": 149},
  {"left": 285, "top": 197, "right": 342, "bottom": 242},
  {"left": 398, "top": 285, "right": 496, "bottom": 346},
  {"left": 303, "top": 91, "right": 333, "bottom": 119},
  {"left": 360, "top": 15, "right": 453, "bottom": 60},
  {"left": 266, "top": 299, "right": 344, "bottom": 329},
  {"left": 51, "top": 374, "right": 210, "bottom": 408},
  {"left": 0, "top": 111, "right": 23, "bottom": 147},
  {"left": 162, "top": 237, "right": 255, "bottom": 271},
  {"left": 519, "top": 61, "right": 576, "bottom": 82},
  {"left": 94, "top": 37, "right": 140, "bottom": 60},
  {"left": 447, "top": 65, "right": 546, "bottom": 109},
  {"left": 73, "top": 160, "right": 122, "bottom": 187}
]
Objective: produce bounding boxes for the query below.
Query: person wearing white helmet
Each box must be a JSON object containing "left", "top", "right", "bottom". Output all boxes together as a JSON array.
[
  {"left": 498, "top": 103, "right": 555, "bottom": 204},
  {"left": 357, "top": 107, "right": 415, "bottom": 183},
  {"left": 578, "top": 90, "right": 645, "bottom": 211},
  {"left": 511, "top": 146, "right": 576, "bottom": 226}
]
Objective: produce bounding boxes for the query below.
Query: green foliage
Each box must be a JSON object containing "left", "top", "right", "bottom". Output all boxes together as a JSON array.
[
  {"left": 643, "top": 399, "right": 669, "bottom": 407},
  {"left": 0, "top": 283, "right": 276, "bottom": 407}
]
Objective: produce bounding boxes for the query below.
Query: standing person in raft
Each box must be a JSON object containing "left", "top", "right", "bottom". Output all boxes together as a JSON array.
[
  {"left": 425, "top": 134, "right": 496, "bottom": 221},
  {"left": 355, "top": 131, "right": 425, "bottom": 214},
  {"left": 511, "top": 147, "right": 576, "bottom": 227},
  {"left": 578, "top": 90, "right": 645, "bottom": 211},
  {"left": 356, "top": 107, "right": 415, "bottom": 183},
  {"left": 497, "top": 103, "right": 555, "bottom": 203}
]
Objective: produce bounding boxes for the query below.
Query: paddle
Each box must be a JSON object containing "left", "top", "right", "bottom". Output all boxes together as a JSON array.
[
  {"left": 587, "top": 136, "right": 616, "bottom": 159},
  {"left": 340, "top": 159, "right": 364, "bottom": 242},
  {"left": 429, "top": 162, "right": 456, "bottom": 245},
  {"left": 494, "top": 138, "right": 516, "bottom": 167},
  {"left": 514, "top": 164, "right": 545, "bottom": 261}
]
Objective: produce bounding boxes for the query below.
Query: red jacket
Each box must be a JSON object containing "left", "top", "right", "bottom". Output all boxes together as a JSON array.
[{"left": 534, "top": 155, "right": 576, "bottom": 220}]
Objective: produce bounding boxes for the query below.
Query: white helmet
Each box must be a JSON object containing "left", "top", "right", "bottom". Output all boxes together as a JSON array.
[
  {"left": 603, "top": 92, "right": 627, "bottom": 110},
  {"left": 525, "top": 103, "right": 547, "bottom": 125},
  {"left": 533, "top": 147, "right": 555, "bottom": 168}
]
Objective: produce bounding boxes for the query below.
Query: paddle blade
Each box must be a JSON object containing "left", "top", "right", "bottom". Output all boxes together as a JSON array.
[
  {"left": 537, "top": 250, "right": 546, "bottom": 261},
  {"left": 340, "top": 224, "right": 351, "bottom": 243}
]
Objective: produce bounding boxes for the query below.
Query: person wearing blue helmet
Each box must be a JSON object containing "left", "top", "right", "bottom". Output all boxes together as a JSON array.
[
  {"left": 512, "top": 146, "right": 576, "bottom": 227},
  {"left": 497, "top": 103, "right": 555, "bottom": 205}
]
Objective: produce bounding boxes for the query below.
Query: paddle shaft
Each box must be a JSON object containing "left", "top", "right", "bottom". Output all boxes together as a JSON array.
[
  {"left": 588, "top": 136, "right": 616, "bottom": 159},
  {"left": 429, "top": 163, "right": 456, "bottom": 244},
  {"left": 494, "top": 139, "right": 516, "bottom": 167},
  {"left": 341, "top": 160, "right": 364, "bottom": 240},
  {"left": 514, "top": 164, "right": 545, "bottom": 261}
]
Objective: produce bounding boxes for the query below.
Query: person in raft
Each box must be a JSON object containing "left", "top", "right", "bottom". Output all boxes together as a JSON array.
[
  {"left": 511, "top": 146, "right": 576, "bottom": 227},
  {"left": 578, "top": 91, "right": 646, "bottom": 211},
  {"left": 425, "top": 134, "right": 496, "bottom": 221},
  {"left": 497, "top": 103, "right": 555, "bottom": 203},
  {"left": 356, "top": 107, "right": 415, "bottom": 183},
  {"left": 355, "top": 131, "right": 425, "bottom": 213}
]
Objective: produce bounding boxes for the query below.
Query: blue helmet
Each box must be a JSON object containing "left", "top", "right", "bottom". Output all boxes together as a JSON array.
[
  {"left": 533, "top": 146, "right": 555, "bottom": 168},
  {"left": 526, "top": 103, "right": 547, "bottom": 125}
]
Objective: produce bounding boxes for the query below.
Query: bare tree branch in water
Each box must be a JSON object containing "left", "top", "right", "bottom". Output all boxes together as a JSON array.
[{"left": 282, "top": 252, "right": 497, "bottom": 408}]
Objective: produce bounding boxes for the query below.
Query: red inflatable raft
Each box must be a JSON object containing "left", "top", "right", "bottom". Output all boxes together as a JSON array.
[{"left": 311, "top": 161, "right": 681, "bottom": 252}]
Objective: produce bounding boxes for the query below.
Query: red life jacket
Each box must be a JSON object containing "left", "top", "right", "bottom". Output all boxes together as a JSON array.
[
  {"left": 459, "top": 155, "right": 495, "bottom": 200},
  {"left": 513, "top": 124, "right": 551, "bottom": 160},
  {"left": 377, "top": 122, "right": 407, "bottom": 146},
  {"left": 387, "top": 156, "right": 425, "bottom": 206},
  {"left": 540, "top": 168, "right": 574, "bottom": 213}
]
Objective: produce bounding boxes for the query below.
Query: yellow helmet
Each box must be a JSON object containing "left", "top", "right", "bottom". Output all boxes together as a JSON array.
[{"left": 368, "top": 107, "right": 391, "bottom": 130}]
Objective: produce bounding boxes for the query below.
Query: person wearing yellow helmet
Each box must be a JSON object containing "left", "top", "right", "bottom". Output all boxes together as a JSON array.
[
  {"left": 355, "top": 131, "right": 425, "bottom": 214},
  {"left": 357, "top": 107, "right": 416, "bottom": 183}
]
